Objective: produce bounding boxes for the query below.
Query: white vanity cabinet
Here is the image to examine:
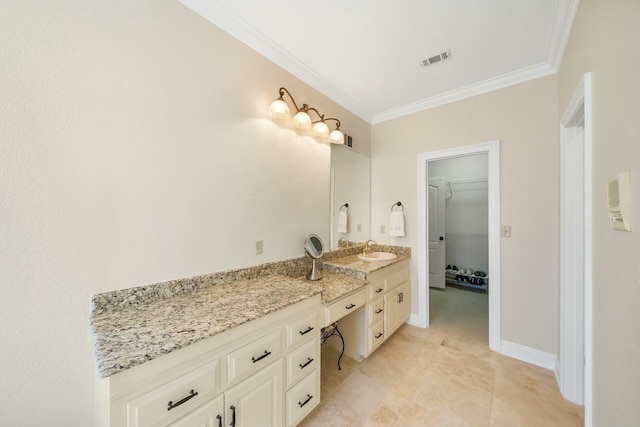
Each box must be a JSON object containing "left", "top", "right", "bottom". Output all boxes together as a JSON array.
[
  {"left": 98, "top": 295, "right": 321, "bottom": 427},
  {"left": 364, "top": 259, "right": 410, "bottom": 357}
]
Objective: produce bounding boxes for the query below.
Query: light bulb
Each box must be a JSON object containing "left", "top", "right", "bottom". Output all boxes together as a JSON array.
[
  {"left": 292, "top": 110, "right": 312, "bottom": 130},
  {"left": 312, "top": 121, "right": 330, "bottom": 138},
  {"left": 328, "top": 129, "right": 345, "bottom": 145},
  {"left": 268, "top": 99, "right": 290, "bottom": 120}
]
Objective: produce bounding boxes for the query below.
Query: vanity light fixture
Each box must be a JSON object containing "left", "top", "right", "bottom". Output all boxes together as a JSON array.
[{"left": 268, "top": 87, "right": 345, "bottom": 144}]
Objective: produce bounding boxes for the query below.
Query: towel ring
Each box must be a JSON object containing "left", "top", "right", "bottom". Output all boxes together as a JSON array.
[
  {"left": 340, "top": 203, "right": 349, "bottom": 213},
  {"left": 391, "top": 201, "right": 404, "bottom": 212}
]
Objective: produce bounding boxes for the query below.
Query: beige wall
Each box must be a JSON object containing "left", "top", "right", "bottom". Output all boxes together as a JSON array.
[
  {"left": 371, "top": 75, "right": 560, "bottom": 354},
  {"left": 558, "top": 0, "right": 640, "bottom": 424},
  {"left": 0, "top": 1, "right": 368, "bottom": 425}
]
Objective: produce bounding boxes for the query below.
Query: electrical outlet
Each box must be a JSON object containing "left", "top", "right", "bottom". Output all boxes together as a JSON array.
[
  {"left": 255, "top": 240, "right": 263, "bottom": 254},
  {"left": 501, "top": 225, "right": 511, "bottom": 237},
  {"left": 380, "top": 225, "right": 386, "bottom": 234}
]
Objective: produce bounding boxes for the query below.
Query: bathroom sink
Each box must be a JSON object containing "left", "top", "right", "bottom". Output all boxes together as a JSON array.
[{"left": 357, "top": 252, "right": 398, "bottom": 262}]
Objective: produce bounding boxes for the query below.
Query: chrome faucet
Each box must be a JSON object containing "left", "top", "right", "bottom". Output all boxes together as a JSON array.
[{"left": 363, "top": 240, "right": 377, "bottom": 255}]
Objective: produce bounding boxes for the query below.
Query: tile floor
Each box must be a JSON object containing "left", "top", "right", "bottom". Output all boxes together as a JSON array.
[{"left": 300, "top": 287, "right": 585, "bottom": 427}]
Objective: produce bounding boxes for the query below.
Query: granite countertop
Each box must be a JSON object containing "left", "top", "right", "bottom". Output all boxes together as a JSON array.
[
  {"left": 324, "top": 252, "right": 411, "bottom": 278},
  {"left": 317, "top": 272, "right": 368, "bottom": 304},
  {"left": 91, "top": 274, "right": 323, "bottom": 378},
  {"left": 90, "top": 245, "right": 410, "bottom": 379}
]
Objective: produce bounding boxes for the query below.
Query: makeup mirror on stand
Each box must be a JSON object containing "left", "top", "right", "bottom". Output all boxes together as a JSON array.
[{"left": 305, "top": 234, "right": 324, "bottom": 281}]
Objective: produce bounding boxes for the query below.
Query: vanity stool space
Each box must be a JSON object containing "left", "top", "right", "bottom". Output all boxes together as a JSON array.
[{"left": 96, "top": 296, "right": 322, "bottom": 427}]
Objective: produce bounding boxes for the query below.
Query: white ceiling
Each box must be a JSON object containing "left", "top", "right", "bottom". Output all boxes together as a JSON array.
[{"left": 179, "top": 0, "right": 579, "bottom": 124}]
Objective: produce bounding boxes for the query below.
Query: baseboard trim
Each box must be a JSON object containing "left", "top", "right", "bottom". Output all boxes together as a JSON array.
[
  {"left": 500, "top": 340, "right": 557, "bottom": 371},
  {"left": 407, "top": 313, "right": 424, "bottom": 328}
]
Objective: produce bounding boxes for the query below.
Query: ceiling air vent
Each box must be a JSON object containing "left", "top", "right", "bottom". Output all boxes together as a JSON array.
[{"left": 421, "top": 49, "right": 452, "bottom": 68}]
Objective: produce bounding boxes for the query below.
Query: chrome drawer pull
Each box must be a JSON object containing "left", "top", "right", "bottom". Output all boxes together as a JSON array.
[
  {"left": 375, "top": 332, "right": 383, "bottom": 339},
  {"left": 299, "top": 326, "right": 314, "bottom": 335},
  {"left": 299, "top": 357, "right": 314, "bottom": 369},
  {"left": 251, "top": 350, "right": 271, "bottom": 363},
  {"left": 345, "top": 303, "right": 356, "bottom": 310},
  {"left": 167, "top": 389, "right": 198, "bottom": 411},
  {"left": 298, "top": 394, "right": 313, "bottom": 408},
  {"left": 375, "top": 308, "right": 383, "bottom": 314}
]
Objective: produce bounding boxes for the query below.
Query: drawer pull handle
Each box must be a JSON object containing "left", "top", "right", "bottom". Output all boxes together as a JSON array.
[
  {"left": 298, "top": 394, "right": 313, "bottom": 408},
  {"left": 299, "top": 326, "right": 314, "bottom": 336},
  {"left": 375, "top": 288, "right": 384, "bottom": 293},
  {"left": 251, "top": 350, "right": 272, "bottom": 363},
  {"left": 375, "top": 308, "right": 383, "bottom": 314},
  {"left": 216, "top": 414, "right": 222, "bottom": 427},
  {"left": 299, "top": 357, "right": 314, "bottom": 369},
  {"left": 345, "top": 303, "right": 356, "bottom": 310},
  {"left": 375, "top": 332, "right": 383, "bottom": 339},
  {"left": 167, "top": 389, "right": 198, "bottom": 411},
  {"left": 230, "top": 405, "right": 236, "bottom": 427}
]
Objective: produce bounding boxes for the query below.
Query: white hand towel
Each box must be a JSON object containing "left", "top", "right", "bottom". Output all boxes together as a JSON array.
[
  {"left": 338, "top": 211, "right": 348, "bottom": 234},
  {"left": 389, "top": 211, "right": 405, "bottom": 237}
]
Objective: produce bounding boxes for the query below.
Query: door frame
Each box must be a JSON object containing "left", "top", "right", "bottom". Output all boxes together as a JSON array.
[
  {"left": 559, "top": 72, "right": 592, "bottom": 424},
  {"left": 416, "top": 140, "right": 501, "bottom": 352}
]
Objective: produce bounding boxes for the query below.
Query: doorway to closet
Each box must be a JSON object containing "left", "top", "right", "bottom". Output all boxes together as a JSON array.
[
  {"left": 417, "top": 140, "right": 501, "bottom": 352},
  {"left": 428, "top": 153, "right": 489, "bottom": 345}
]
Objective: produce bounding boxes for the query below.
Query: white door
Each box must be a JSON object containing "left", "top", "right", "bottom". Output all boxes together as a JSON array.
[{"left": 428, "top": 176, "right": 446, "bottom": 289}]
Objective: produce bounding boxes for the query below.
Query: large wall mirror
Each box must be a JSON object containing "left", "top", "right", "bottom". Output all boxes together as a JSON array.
[{"left": 330, "top": 145, "right": 371, "bottom": 248}]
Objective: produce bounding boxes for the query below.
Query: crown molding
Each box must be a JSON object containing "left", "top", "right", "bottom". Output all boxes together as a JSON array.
[
  {"left": 180, "top": 0, "right": 579, "bottom": 125},
  {"left": 371, "top": 63, "right": 556, "bottom": 124},
  {"left": 547, "top": 0, "right": 581, "bottom": 70},
  {"left": 178, "top": 0, "right": 373, "bottom": 122}
]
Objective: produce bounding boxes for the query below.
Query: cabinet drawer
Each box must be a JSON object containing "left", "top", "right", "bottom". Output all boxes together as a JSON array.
[
  {"left": 227, "top": 329, "right": 283, "bottom": 385},
  {"left": 367, "top": 319, "right": 385, "bottom": 355},
  {"left": 168, "top": 394, "right": 224, "bottom": 427},
  {"left": 324, "top": 289, "right": 366, "bottom": 326},
  {"left": 285, "top": 370, "right": 320, "bottom": 427},
  {"left": 286, "top": 311, "right": 319, "bottom": 350},
  {"left": 368, "top": 280, "right": 387, "bottom": 301},
  {"left": 127, "top": 360, "right": 221, "bottom": 427},
  {"left": 385, "top": 265, "right": 410, "bottom": 289},
  {"left": 286, "top": 338, "right": 319, "bottom": 388},
  {"left": 368, "top": 298, "right": 384, "bottom": 325}
]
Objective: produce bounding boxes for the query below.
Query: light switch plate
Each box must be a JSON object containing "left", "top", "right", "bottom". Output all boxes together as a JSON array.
[{"left": 501, "top": 225, "right": 511, "bottom": 237}]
